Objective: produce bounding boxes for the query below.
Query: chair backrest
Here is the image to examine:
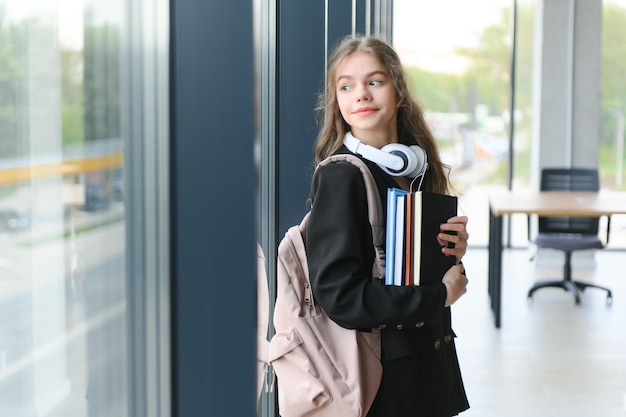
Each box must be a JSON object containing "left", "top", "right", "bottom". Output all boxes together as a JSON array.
[{"left": 538, "top": 168, "right": 600, "bottom": 235}]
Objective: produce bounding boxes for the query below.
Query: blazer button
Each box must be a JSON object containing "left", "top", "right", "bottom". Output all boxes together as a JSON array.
[
  {"left": 415, "top": 322, "right": 425, "bottom": 328},
  {"left": 434, "top": 338, "right": 441, "bottom": 350},
  {"left": 396, "top": 324, "right": 404, "bottom": 330},
  {"left": 444, "top": 334, "right": 452, "bottom": 344},
  {"left": 377, "top": 324, "right": 387, "bottom": 330}
]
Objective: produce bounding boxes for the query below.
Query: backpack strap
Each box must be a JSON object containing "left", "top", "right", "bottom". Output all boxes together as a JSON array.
[{"left": 317, "top": 154, "right": 386, "bottom": 281}]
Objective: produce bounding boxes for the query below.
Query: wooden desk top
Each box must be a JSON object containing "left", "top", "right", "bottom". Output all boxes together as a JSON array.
[{"left": 489, "top": 190, "right": 626, "bottom": 217}]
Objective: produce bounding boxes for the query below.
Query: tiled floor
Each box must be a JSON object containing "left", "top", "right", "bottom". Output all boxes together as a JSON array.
[{"left": 453, "top": 247, "right": 626, "bottom": 417}]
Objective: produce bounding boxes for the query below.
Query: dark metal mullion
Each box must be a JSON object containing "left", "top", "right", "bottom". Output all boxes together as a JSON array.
[{"left": 169, "top": 1, "right": 257, "bottom": 416}]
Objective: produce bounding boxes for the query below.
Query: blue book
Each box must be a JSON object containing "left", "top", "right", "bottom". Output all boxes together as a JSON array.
[
  {"left": 393, "top": 194, "right": 407, "bottom": 286},
  {"left": 385, "top": 188, "right": 408, "bottom": 285}
]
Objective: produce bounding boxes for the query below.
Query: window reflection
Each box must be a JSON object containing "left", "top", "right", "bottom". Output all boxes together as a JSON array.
[{"left": 0, "top": 1, "right": 128, "bottom": 415}]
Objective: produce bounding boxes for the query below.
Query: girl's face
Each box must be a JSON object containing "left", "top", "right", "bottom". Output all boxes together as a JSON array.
[{"left": 335, "top": 51, "right": 399, "bottom": 148}]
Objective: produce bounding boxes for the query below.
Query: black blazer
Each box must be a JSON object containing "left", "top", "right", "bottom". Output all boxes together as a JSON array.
[
  {"left": 306, "top": 147, "right": 469, "bottom": 416},
  {"left": 307, "top": 147, "right": 457, "bottom": 357}
]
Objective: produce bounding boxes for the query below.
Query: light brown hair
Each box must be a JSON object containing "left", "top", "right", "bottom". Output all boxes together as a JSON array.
[{"left": 314, "top": 35, "right": 450, "bottom": 194}]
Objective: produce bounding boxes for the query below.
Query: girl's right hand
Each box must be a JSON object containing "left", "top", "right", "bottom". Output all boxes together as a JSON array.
[{"left": 442, "top": 264, "right": 468, "bottom": 307}]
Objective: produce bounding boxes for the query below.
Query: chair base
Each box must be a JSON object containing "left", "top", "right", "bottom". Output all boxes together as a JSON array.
[{"left": 527, "top": 278, "right": 613, "bottom": 305}]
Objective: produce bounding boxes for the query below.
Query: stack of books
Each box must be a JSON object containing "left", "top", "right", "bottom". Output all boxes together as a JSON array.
[{"left": 385, "top": 188, "right": 458, "bottom": 286}]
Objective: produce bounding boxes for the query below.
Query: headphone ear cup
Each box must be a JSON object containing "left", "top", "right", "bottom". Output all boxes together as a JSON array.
[
  {"left": 379, "top": 143, "right": 428, "bottom": 178},
  {"left": 408, "top": 145, "right": 428, "bottom": 177}
]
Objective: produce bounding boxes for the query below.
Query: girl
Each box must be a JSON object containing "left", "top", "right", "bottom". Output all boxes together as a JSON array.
[{"left": 306, "top": 35, "right": 470, "bottom": 416}]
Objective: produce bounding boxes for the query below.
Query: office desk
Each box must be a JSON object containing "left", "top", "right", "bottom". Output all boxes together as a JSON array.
[{"left": 488, "top": 190, "right": 626, "bottom": 328}]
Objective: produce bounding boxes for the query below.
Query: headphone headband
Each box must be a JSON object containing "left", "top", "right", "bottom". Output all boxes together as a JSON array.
[
  {"left": 344, "top": 132, "right": 405, "bottom": 171},
  {"left": 343, "top": 132, "right": 428, "bottom": 178}
]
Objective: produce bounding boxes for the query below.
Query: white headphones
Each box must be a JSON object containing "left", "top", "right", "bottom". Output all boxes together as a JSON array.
[{"left": 343, "top": 132, "right": 428, "bottom": 178}]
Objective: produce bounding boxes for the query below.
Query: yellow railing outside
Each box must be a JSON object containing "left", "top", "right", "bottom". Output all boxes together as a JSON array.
[{"left": 0, "top": 151, "right": 123, "bottom": 186}]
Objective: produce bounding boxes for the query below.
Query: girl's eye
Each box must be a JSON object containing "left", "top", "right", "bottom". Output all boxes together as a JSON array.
[
  {"left": 340, "top": 84, "right": 352, "bottom": 91},
  {"left": 369, "top": 79, "right": 382, "bottom": 86}
]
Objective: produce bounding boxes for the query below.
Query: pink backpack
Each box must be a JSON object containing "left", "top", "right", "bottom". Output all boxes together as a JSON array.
[{"left": 268, "top": 154, "right": 384, "bottom": 417}]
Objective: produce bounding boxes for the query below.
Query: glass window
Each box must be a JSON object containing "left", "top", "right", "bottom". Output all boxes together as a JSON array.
[
  {"left": 254, "top": 0, "right": 277, "bottom": 415},
  {"left": 602, "top": 0, "right": 626, "bottom": 192},
  {"left": 393, "top": 0, "right": 535, "bottom": 246},
  {"left": 601, "top": 0, "right": 626, "bottom": 249},
  {"left": 0, "top": 0, "right": 169, "bottom": 415}
]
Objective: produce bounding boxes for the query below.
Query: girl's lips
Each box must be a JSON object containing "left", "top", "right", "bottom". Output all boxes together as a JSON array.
[{"left": 354, "top": 107, "right": 376, "bottom": 115}]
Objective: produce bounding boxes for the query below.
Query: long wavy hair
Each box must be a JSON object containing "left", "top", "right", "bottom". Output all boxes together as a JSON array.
[{"left": 314, "top": 35, "right": 450, "bottom": 194}]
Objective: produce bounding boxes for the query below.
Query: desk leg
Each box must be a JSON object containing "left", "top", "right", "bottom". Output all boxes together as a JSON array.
[{"left": 488, "top": 207, "right": 503, "bottom": 328}]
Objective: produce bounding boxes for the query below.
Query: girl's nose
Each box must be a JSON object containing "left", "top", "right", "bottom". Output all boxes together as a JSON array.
[{"left": 356, "top": 86, "right": 371, "bottom": 101}]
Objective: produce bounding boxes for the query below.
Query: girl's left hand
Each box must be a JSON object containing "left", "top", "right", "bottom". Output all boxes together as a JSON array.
[{"left": 438, "top": 215, "right": 469, "bottom": 264}]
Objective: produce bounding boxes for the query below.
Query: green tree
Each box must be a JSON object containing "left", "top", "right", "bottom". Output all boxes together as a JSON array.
[
  {"left": 61, "top": 48, "right": 85, "bottom": 145},
  {"left": 83, "top": 23, "right": 121, "bottom": 141},
  {"left": 0, "top": 10, "right": 27, "bottom": 159},
  {"left": 455, "top": 8, "right": 511, "bottom": 117},
  {"left": 601, "top": 2, "right": 626, "bottom": 188},
  {"left": 602, "top": 3, "right": 626, "bottom": 112},
  {"left": 405, "top": 67, "right": 468, "bottom": 114}
]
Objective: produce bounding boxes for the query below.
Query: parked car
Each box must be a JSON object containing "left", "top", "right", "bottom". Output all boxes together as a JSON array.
[{"left": 0, "top": 209, "right": 29, "bottom": 232}]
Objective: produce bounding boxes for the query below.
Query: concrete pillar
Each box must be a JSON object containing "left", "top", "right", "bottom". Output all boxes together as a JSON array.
[
  {"left": 531, "top": 0, "right": 602, "bottom": 268},
  {"left": 531, "top": 0, "right": 602, "bottom": 187}
]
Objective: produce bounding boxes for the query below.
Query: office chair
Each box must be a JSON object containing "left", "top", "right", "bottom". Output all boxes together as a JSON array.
[{"left": 528, "top": 168, "right": 613, "bottom": 305}]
